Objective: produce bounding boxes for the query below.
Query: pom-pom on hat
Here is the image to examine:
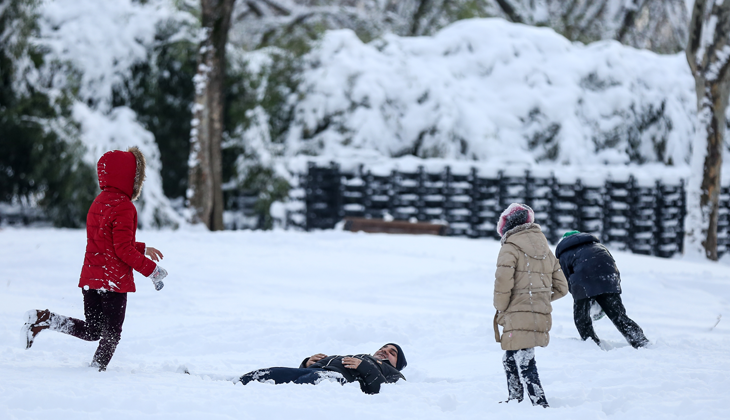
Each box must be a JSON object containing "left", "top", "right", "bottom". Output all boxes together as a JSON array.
[{"left": 496, "top": 203, "right": 535, "bottom": 237}]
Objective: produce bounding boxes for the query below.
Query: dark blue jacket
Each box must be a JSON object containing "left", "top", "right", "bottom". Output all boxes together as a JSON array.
[
  {"left": 300, "top": 354, "right": 405, "bottom": 394},
  {"left": 554, "top": 233, "right": 622, "bottom": 300}
]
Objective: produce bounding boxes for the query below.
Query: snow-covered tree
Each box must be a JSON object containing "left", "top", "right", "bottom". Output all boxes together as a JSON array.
[
  {"left": 0, "top": 0, "right": 96, "bottom": 227},
  {"left": 283, "top": 20, "right": 695, "bottom": 166},
  {"left": 229, "top": 0, "right": 408, "bottom": 51},
  {"left": 25, "top": 0, "right": 192, "bottom": 229},
  {"left": 187, "top": 0, "right": 235, "bottom": 230},
  {"left": 490, "top": 0, "right": 689, "bottom": 54},
  {"left": 684, "top": 0, "right": 730, "bottom": 261},
  {"left": 230, "top": 1, "right": 689, "bottom": 54}
]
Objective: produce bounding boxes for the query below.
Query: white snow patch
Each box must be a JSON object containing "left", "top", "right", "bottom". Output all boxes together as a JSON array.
[{"left": 0, "top": 228, "right": 728, "bottom": 419}]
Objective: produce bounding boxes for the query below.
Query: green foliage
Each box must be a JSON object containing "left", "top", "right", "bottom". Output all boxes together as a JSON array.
[
  {"left": 0, "top": 0, "right": 95, "bottom": 227},
  {"left": 256, "top": 11, "right": 377, "bottom": 53},
  {"left": 450, "top": 0, "right": 492, "bottom": 21},
  {"left": 112, "top": 20, "right": 197, "bottom": 200},
  {"left": 221, "top": 48, "right": 301, "bottom": 228},
  {"left": 226, "top": 49, "right": 301, "bottom": 143},
  {"left": 237, "top": 164, "right": 290, "bottom": 230}
]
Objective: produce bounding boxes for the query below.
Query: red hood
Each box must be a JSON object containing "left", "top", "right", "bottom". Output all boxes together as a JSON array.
[{"left": 97, "top": 150, "right": 137, "bottom": 198}]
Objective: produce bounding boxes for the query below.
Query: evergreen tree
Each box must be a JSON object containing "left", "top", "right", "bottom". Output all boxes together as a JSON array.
[
  {"left": 112, "top": 20, "right": 198, "bottom": 200},
  {"left": 0, "top": 0, "right": 95, "bottom": 227}
]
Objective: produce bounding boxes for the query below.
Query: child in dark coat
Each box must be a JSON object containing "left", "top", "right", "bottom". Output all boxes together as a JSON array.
[
  {"left": 554, "top": 231, "right": 649, "bottom": 349},
  {"left": 21, "top": 147, "right": 169, "bottom": 370}
]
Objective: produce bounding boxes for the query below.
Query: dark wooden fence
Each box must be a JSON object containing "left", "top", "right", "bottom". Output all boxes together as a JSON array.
[{"left": 287, "top": 162, "right": 730, "bottom": 258}]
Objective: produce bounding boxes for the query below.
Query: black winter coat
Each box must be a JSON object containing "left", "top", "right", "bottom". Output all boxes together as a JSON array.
[
  {"left": 299, "top": 354, "right": 405, "bottom": 394},
  {"left": 554, "top": 233, "right": 622, "bottom": 300}
]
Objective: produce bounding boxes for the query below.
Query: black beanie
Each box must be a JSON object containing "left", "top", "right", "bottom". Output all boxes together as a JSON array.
[{"left": 386, "top": 343, "right": 407, "bottom": 371}]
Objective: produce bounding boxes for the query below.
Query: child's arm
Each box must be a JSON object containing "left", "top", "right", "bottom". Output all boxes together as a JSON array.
[
  {"left": 111, "top": 204, "right": 156, "bottom": 276},
  {"left": 494, "top": 245, "right": 518, "bottom": 312},
  {"left": 551, "top": 258, "right": 569, "bottom": 301}
]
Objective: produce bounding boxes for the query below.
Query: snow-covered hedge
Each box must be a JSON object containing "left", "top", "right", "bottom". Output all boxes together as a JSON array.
[{"left": 283, "top": 18, "right": 697, "bottom": 168}]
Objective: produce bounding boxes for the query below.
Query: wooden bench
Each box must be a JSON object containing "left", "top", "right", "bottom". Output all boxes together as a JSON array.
[{"left": 342, "top": 217, "right": 448, "bottom": 236}]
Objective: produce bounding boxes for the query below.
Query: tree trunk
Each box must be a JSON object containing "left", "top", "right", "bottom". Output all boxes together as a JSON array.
[
  {"left": 188, "top": 0, "right": 235, "bottom": 231},
  {"left": 684, "top": 0, "right": 730, "bottom": 260}
]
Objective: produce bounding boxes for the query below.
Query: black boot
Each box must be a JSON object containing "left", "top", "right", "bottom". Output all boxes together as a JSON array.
[
  {"left": 595, "top": 294, "right": 649, "bottom": 348},
  {"left": 502, "top": 351, "right": 524, "bottom": 402},
  {"left": 514, "top": 348, "right": 549, "bottom": 407}
]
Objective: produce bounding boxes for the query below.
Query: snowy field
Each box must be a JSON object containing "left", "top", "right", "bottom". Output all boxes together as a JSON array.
[{"left": 0, "top": 227, "right": 728, "bottom": 419}]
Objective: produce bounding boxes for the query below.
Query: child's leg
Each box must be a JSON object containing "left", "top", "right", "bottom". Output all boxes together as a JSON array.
[
  {"left": 90, "top": 291, "right": 127, "bottom": 370},
  {"left": 502, "top": 350, "right": 524, "bottom": 402},
  {"left": 24, "top": 290, "right": 103, "bottom": 349},
  {"left": 239, "top": 367, "right": 346, "bottom": 386},
  {"left": 24, "top": 290, "right": 125, "bottom": 355},
  {"left": 595, "top": 293, "right": 649, "bottom": 348},
  {"left": 513, "top": 348, "right": 548, "bottom": 407},
  {"left": 573, "top": 298, "right": 600, "bottom": 345},
  {"left": 46, "top": 289, "right": 109, "bottom": 341}
]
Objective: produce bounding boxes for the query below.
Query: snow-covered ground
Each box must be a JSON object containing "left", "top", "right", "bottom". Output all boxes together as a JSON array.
[{"left": 1, "top": 227, "right": 728, "bottom": 419}]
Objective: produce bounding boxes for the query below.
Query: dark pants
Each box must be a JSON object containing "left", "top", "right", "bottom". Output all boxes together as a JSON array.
[
  {"left": 239, "top": 367, "right": 346, "bottom": 386},
  {"left": 503, "top": 348, "right": 548, "bottom": 407},
  {"left": 574, "top": 293, "right": 648, "bottom": 348},
  {"left": 50, "top": 289, "right": 127, "bottom": 369}
]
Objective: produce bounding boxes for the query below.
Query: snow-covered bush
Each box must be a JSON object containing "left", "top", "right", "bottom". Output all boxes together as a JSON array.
[
  {"left": 0, "top": 0, "right": 96, "bottom": 227},
  {"left": 283, "top": 19, "right": 696, "bottom": 167},
  {"left": 222, "top": 47, "right": 300, "bottom": 228}
]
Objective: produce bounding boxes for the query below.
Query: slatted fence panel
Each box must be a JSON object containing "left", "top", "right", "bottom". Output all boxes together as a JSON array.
[{"left": 297, "top": 163, "right": 704, "bottom": 258}]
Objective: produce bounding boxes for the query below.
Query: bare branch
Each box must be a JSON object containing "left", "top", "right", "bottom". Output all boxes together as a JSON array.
[
  {"left": 261, "top": 0, "right": 291, "bottom": 16},
  {"left": 259, "top": 11, "right": 316, "bottom": 47},
  {"left": 616, "top": 0, "right": 647, "bottom": 42},
  {"left": 706, "top": 0, "right": 730, "bottom": 82},
  {"left": 687, "top": 0, "right": 708, "bottom": 75},
  {"left": 495, "top": 0, "right": 524, "bottom": 24},
  {"left": 410, "top": 0, "right": 433, "bottom": 36},
  {"left": 244, "top": 1, "right": 264, "bottom": 19}
]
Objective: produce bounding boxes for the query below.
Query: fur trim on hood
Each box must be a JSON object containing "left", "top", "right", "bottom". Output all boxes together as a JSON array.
[
  {"left": 127, "top": 146, "right": 146, "bottom": 201},
  {"left": 496, "top": 203, "right": 535, "bottom": 237},
  {"left": 500, "top": 222, "right": 542, "bottom": 246}
]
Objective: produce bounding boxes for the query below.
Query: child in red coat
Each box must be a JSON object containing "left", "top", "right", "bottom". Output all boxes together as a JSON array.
[{"left": 22, "top": 147, "right": 168, "bottom": 371}]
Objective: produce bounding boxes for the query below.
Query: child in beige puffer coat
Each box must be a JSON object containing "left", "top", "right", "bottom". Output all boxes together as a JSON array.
[{"left": 493, "top": 203, "right": 568, "bottom": 407}]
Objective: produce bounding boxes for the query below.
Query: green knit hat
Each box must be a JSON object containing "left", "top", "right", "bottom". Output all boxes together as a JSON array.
[{"left": 562, "top": 230, "right": 580, "bottom": 238}]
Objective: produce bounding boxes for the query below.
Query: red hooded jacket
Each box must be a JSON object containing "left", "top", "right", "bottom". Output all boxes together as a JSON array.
[{"left": 78, "top": 148, "right": 156, "bottom": 293}]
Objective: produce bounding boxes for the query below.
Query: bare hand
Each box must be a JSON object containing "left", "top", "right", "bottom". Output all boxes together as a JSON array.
[
  {"left": 305, "top": 353, "right": 327, "bottom": 368},
  {"left": 342, "top": 357, "right": 361, "bottom": 370},
  {"left": 146, "top": 247, "right": 164, "bottom": 262}
]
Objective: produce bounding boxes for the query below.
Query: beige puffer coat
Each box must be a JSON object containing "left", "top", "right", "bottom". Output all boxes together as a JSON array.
[{"left": 493, "top": 223, "right": 568, "bottom": 351}]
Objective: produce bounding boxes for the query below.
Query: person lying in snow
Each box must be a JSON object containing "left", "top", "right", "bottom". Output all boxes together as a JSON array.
[
  {"left": 554, "top": 230, "right": 649, "bottom": 349},
  {"left": 493, "top": 203, "right": 568, "bottom": 408},
  {"left": 238, "top": 343, "right": 406, "bottom": 394}
]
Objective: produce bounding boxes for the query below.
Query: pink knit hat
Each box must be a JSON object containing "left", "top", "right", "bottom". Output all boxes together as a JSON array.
[{"left": 496, "top": 203, "right": 535, "bottom": 237}]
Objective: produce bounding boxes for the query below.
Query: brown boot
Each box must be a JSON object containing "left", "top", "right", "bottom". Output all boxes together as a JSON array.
[{"left": 22, "top": 309, "right": 51, "bottom": 349}]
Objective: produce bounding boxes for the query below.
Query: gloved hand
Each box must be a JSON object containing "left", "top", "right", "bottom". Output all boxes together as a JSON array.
[{"left": 149, "top": 265, "right": 167, "bottom": 291}]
